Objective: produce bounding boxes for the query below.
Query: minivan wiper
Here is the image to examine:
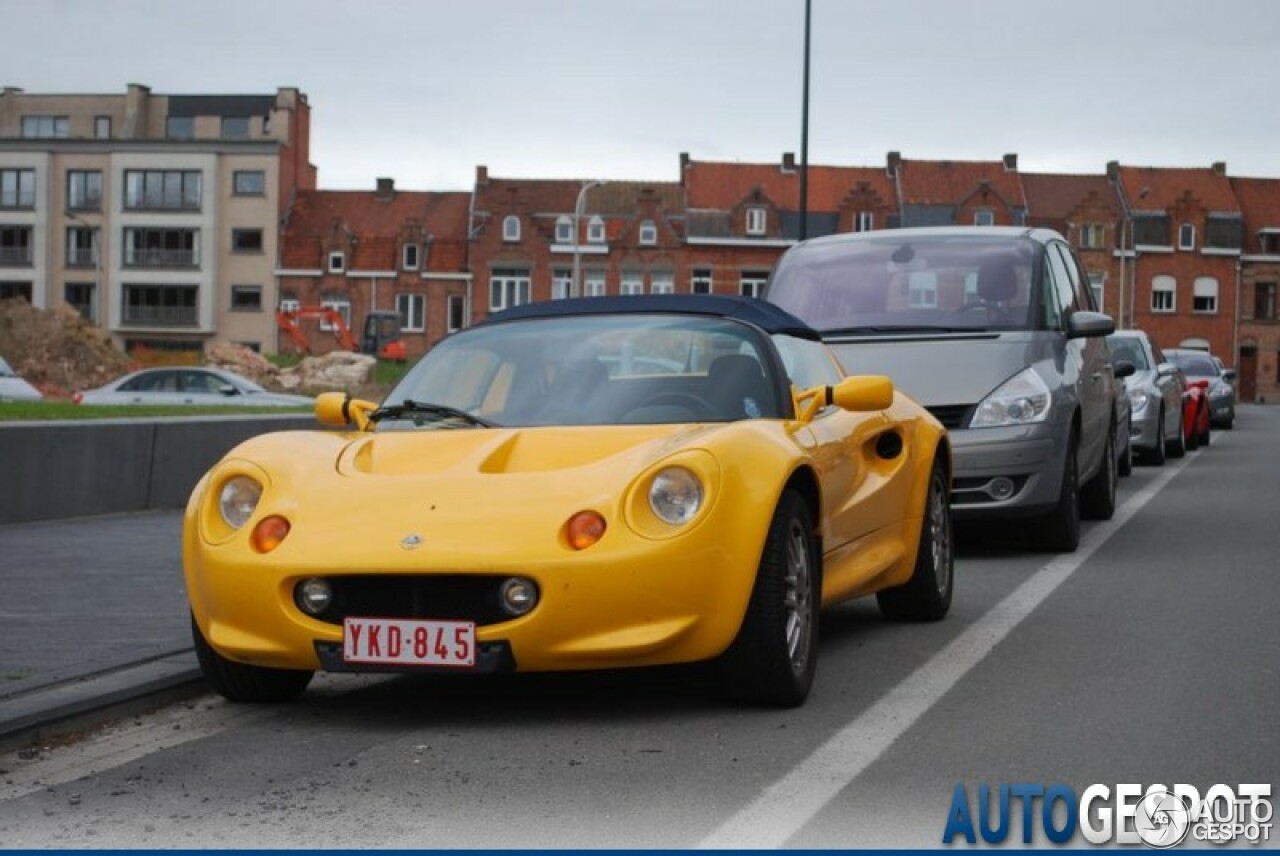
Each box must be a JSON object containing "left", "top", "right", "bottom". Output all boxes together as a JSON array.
[
  {"left": 369, "top": 399, "right": 498, "bottom": 428},
  {"left": 820, "top": 325, "right": 976, "bottom": 336}
]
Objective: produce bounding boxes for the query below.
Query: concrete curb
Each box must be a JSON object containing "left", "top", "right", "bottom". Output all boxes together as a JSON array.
[{"left": 0, "top": 650, "right": 205, "bottom": 752}]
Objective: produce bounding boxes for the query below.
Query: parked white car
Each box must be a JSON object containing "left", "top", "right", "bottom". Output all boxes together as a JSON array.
[
  {"left": 76, "top": 367, "right": 312, "bottom": 407},
  {"left": 0, "top": 356, "right": 42, "bottom": 402}
]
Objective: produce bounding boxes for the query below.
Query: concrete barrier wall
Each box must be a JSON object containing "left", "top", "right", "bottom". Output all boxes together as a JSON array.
[{"left": 0, "top": 415, "right": 317, "bottom": 525}]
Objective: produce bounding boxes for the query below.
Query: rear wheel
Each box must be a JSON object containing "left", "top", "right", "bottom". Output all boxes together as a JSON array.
[
  {"left": 1167, "top": 408, "right": 1187, "bottom": 459},
  {"left": 1117, "top": 429, "right": 1133, "bottom": 477},
  {"left": 1198, "top": 405, "right": 1211, "bottom": 447},
  {"left": 1081, "top": 425, "right": 1116, "bottom": 521},
  {"left": 192, "top": 615, "right": 313, "bottom": 703},
  {"left": 877, "top": 458, "right": 953, "bottom": 621},
  {"left": 1037, "top": 428, "right": 1080, "bottom": 552},
  {"left": 720, "top": 490, "right": 819, "bottom": 708},
  {"left": 1147, "top": 408, "right": 1167, "bottom": 466}
]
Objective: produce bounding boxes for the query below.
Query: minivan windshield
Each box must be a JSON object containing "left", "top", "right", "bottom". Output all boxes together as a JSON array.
[{"left": 767, "top": 235, "right": 1039, "bottom": 333}]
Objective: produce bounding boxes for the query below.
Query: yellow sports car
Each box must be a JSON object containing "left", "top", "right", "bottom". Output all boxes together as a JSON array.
[{"left": 185, "top": 295, "right": 952, "bottom": 708}]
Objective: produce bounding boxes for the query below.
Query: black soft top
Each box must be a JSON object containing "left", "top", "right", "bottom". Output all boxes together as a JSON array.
[{"left": 479, "top": 295, "right": 821, "bottom": 341}]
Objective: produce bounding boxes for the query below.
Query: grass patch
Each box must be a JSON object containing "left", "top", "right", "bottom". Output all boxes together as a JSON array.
[{"left": 0, "top": 402, "right": 313, "bottom": 421}]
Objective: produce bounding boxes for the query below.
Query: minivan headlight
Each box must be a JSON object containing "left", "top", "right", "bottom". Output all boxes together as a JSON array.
[{"left": 970, "top": 368, "right": 1051, "bottom": 428}]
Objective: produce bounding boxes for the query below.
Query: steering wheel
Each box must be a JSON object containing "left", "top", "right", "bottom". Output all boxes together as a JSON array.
[{"left": 636, "top": 392, "right": 716, "bottom": 420}]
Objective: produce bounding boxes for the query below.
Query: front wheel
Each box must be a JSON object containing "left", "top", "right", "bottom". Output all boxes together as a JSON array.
[
  {"left": 1081, "top": 425, "right": 1117, "bottom": 521},
  {"left": 877, "top": 458, "right": 953, "bottom": 621},
  {"left": 1167, "top": 409, "right": 1187, "bottom": 459},
  {"left": 1037, "top": 429, "right": 1080, "bottom": 552},
  {"left": 719, "top": 490, "right": 819, "bottom": 708},
  {"left": 192, "top": 615, "right": 313, "bottom": 703}
]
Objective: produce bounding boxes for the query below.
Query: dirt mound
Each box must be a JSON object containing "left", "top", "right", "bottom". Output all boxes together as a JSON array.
[
  {"left": 0, "top": 298, "right": 133, "bottom": 398},
  {"left": 204, "top": 341, "right": 281, "bottom": 385}
]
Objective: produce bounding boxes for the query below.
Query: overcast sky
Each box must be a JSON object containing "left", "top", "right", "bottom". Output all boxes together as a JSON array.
[{"left": 10, "top": 0, "right": 1280, "bottom": 190}]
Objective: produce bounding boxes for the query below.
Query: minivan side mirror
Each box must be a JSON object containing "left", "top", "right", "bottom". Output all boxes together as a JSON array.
[
  {"left": 1112, "top": 360, "right": 1136, "bottom": 379},
  {"left": 1066, "top": 311, "right": 1115, "bottom": 339}
]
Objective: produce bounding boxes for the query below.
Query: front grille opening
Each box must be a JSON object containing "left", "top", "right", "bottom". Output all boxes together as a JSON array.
[
  {"left": 925, "top": 404, "right": 973, "bottom": 429},
  {"left": 295, "top": 574, "right": 516, "bottom": 627}
]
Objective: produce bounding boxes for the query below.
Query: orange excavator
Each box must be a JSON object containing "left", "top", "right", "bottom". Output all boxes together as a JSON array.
[{"left": 276, "top": 307, "right": 408, "bottom": 361}]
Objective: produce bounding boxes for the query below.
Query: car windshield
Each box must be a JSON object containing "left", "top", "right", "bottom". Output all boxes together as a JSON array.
[
  {"left": 381, "top": 313, "right": 781, "bottom": 428},
  {"left": 767, "top": 235, "right": 1038, "bottom": 333},
  {"left": 1106, "top": 335, "right": 1150, "bottom": 371},
  {"left": 1169, "top": 351, "right": 1219, "bottom": 377}
]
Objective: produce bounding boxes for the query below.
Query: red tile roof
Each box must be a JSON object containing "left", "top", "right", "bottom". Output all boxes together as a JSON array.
[
  {"left": 1115, "top": 166, "right": 1240, "bottom": 214},
  {"left": 684, "top": 160, "right": 895, "bottom": 211},
  {"left": 896, "top": 159, "right": 1026, "bottom": 208},
  {"left": 473, "top": 178, "right": 583, "bottom": 214},
  {"left": 1022, "top": 172, "right": 1120, "bottom": 222},
  {"left": 1229, "top": 177, "right": 1280, "bottom": 245}
]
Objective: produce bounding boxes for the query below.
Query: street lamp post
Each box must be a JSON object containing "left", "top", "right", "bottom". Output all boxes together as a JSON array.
[{"left": 572, "top": 180, "right": 605, "bottom": 298}]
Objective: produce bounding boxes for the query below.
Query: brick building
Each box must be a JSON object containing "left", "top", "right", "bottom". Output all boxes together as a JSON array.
[
  {"left": 1022, "top": 172, "right": 1123, "bottom": 317},
  {"left": 893, "top": 153, "right": 1026, "bottom": 227},
  {"left": 1230, "top": 176, "right": 1280, "bottom": 402}
]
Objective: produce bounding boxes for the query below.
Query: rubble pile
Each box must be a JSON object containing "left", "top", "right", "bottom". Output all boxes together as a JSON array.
[
  {"left": 203, "top": 342, "right": 282, "bottom": 385},
  {"left": 0, "top": 298, "right": 132, "bottom": 398},
  {"left": 278, "top": 351, "right": 377, "bottom": 393}
]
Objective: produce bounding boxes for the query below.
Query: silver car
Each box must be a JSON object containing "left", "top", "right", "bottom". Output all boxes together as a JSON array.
[
  {"left": 76, "top": 367, "right": 313, "bottom": 407},
  {"left": 766, "top": 226, "right": 1118, "bottom": 552},
  {"left": 0, "top": 355, "right": 42, "bottom": 402},
  {"left": 1106, "top": 330, "right": 1186, "bottom": 465}
]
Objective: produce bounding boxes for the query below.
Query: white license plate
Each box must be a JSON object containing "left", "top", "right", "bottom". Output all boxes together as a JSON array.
[{"left": 342, "top": 617, "right": 476, "bottom": 668}]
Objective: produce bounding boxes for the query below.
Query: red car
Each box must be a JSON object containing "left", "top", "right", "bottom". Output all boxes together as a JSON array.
[{"left": 1182, "top": 381, "right": 1211, "bottom": 450}]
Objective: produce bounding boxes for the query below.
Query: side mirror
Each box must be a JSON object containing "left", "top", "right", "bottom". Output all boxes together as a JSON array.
[
  {"left": 315, "top": 391, "right": 377, "bottom": 430},
  {"left": 1066, "top": 310, "right": 1115, "bottom": 339},
  {"left": 1157, "top": 362, "right": 1180, "bottom": 378},
  {"left": 1113, "top": 360, "right": 1136, "bottom": 380},
  {"left": 218, "top": 384, "right": 240, "bottom": 397},
  {"left": 831, "top": 375, "right": 895, "bottom": 412},
  {"left": 1222, "top": 369, "right": 1237, "bottom": 384}
]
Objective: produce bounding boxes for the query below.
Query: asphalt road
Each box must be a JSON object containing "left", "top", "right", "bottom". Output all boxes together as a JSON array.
[{"left": 1, "top": 407, "right": 1277, "bottom": 847}]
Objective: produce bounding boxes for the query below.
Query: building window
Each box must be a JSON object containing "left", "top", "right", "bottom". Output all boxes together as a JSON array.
[
  {"left": 230, "top": 285, "right": 262, "bottom": 312},
  {"left": 584, "top": 269, "right": 607, "bottom": 297},
  {"left": 691, "top": 268, "right": 713, "bottom": 295},
  {"left": 490, "top": 269, "right": 531, "bottom": 311},
  {"left": 1151, "top": 275, "right": 1176, "bottom": 313},
  {"left": 0, "top": 226, "right": 33, "bottom": 266},
  {"left": 221, "top": 117, "right": 251, "bottom": 139},
  {"left": 0, "top": 282, "right": 33, "bottom": 301},
  {"left": 1, "top": 169, "right": 36, "bottom": 209},
  {"left": 320, "top": 295, "right": 351, "bottom": 331},
  {"left": 396, "top": 293, "right": 425, "bottom": 332},
  {"left": 638, "top": 220, "right": 658, "bottom": 245},
  {"left": 1079, "top": 224, "right": 1106, "bottom": 249},
  {"left": 233, "top": 171, "right": 265, "bottom": 196},
  {"left": 121, "top": 284, "right": 199, "bottom": 327},
  {"left": 67, "top": 170, "right": 103, "bottom": 211},
  {"left": 587, "top": 215, "right": 605, "bottom": 244},
  {"left": 1255, "top": 282, "right": 1277, "bottom": 320},
  {"left": 124, "top": 228, "right": 201, "bottom": 268},
  {"left": 502, "top": 215, "right": 521, "bottom": 242},
  {"left": 1089, "top": 272, "right": 1106, "bottom": 312},
  {"left": 447, "top": 294, "right": 466, "bottom": 332},
  {"left": 855, "top": 211, "right": 874, "bottom": 232},
  {"left": 555, "top": 216, "right": 573, "bottom": 244},
  {"left": 94, "top": 116, "right": 111, "bottom": 139},
  {"left": 1179, "top": 223, "right": 1196, "bottom": 251},
  {"left": 650, "top": 271, "right": 674, "bottom": 295},
  {"left": 66, "top": 227, "right": 96, "bottom": 267},
  {"left": 166, "top": 116, "right": 194, "bottom": 139},
  {"left": 65, "top": 282, "right": 95, "bottom": 322},
  {"left": 21, "top": 115, "right": 69, "bottom": 138},
  {"left": 974, "top": 209, "right": 995, "bottom": 227},
  {"left": 1193, "top": 277, "right": 1219, "bottom": 314},
  {"left": 402, "top": 243, "right": 419, "bottom": 270},
  {"left": 231, "top": 228, "right": 263, "bottom": 253},
  {"left": 620, "top": 271, "right": 644, "bottom": 296},
  {"left": 124, "top": 170, "right": 202, "bottom": 210},
  {"left": 279, "top": 293, "right": 300, "bottom": 314},
  {"left": 740, "top": 271, "right": 768, "bottom": 298},
  {"left": 551, "top": 268, "right": 572, "bottom": 300},
  {"left": 746, "top": 207, "right": 767, "bottom": 236},
  {"left": 328, "top": 251, "right": 345, "bottom": 273}
]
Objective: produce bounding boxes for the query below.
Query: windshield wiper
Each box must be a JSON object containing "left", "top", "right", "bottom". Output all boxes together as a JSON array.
[
  {"left": 369, "top": 399, "right": 499, "bottom": 428},
  {"left": 820, "top": 325, "right": 976, "bottom": 336}
]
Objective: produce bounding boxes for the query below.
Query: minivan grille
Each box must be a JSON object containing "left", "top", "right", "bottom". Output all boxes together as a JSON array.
[{"left": 925, "top": 404, "right": 973, "bottom": 429}]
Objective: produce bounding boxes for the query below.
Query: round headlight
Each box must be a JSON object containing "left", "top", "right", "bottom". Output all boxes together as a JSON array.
[
  {"left": 648, "top": 467, "right": 704, "bottom": 526},
  {"left": 218, "top": 476, "right": 262, "bottom": 529}
]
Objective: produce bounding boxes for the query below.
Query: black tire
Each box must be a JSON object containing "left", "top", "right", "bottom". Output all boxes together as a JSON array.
[
  {"left": 1198, "top": 406, "right": 1211, "bottom": 447},
  {"left": 1081, "top": 424, "right": 1117, "bottom": 521},
  {"left": 192, "top": 615, "right": 313, "bottom": 703},
  {"left": 1117, "top": 428, "right": 1133, "bottom": 477},
  {"left": 1167, "top": 408, "right": 1187, "bottom": 459},
  {"left": 720, "top": 490, "right": 820, "bottom": 708},
  {"left": 1038, "top": 428, "right": 1080, "bottom": 552},
  {"left": 877, "top": 458, "right": 953, "bottom": 622},
  {"left": 1147, "top": 408, "right": 1166, "bottom": 466}
]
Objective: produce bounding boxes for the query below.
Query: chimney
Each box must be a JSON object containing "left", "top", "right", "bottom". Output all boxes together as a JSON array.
[
  {"left": 1003, "top": 153, "right": 1018, "bottom": 172},
  {"left": 781, "top": 152, "right": 796, "bottom": 173},
  {"left": 1, "top": 86, "right": 23, "bottom": 97},
  {"left": 886, "top": 151, "right": 902, "bottom": 178},
  {"left": 375, "top": 177, "right": 395, "bottom": 199},
  {"left": 1106, "top": 161, "right": 1120, "bottom": 181},
  {"left": 1212, "top": 161, "right": 1227, "bottom": 176},
  {"left": 123, "top": 82, "right": 151, "bottom": 139},
  {"left": 476, "top": 165, "right": 489, "bottom": 186}
]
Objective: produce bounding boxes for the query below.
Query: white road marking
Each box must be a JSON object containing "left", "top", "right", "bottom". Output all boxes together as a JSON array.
[{"left": 699, "top": 450, "right": 1198, "bottom": 848}]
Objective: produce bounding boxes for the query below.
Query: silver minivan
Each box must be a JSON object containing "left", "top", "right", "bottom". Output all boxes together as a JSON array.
[{"left": 766, "top": 227, "right": 1117, "bottom": 552}]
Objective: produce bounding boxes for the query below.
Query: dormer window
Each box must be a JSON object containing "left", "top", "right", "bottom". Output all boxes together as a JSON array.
[
  {"left": 328, "top": 251, "right": 345, "bottom": 274},
  {"left": 974, "top": 209, "right": 995, "bottom": 227},
  {"left": 587, "top": 215, "right": 605, "bottom": 244},
  {"left": 746, "top": 207, "right": 767, "bottom": 236},
  {"left": 855, "top": 211, "right": 874, "bottom": 233},
  {"left": 555, "top": 215, "right": 573, "bottom": 244},
  {"left": 403, "top": 243, "right": 419, "bottom": 270},
  {"left": 638, "top": 220, "right": 657, "bottom": 245},
  {"left": 1179, "top": 223, "right": 1196, "bottom": 251},
  {"left": 502, "top": 215, "right": 521, "bottom": 242}
]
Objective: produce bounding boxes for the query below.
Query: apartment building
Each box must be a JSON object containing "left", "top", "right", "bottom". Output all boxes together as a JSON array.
[
  {"left": 0, "top": 83, "right": 314, "bottom": 353},
  {"left": 276, "top": 179, "right": 471, "bottom": 357}
]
